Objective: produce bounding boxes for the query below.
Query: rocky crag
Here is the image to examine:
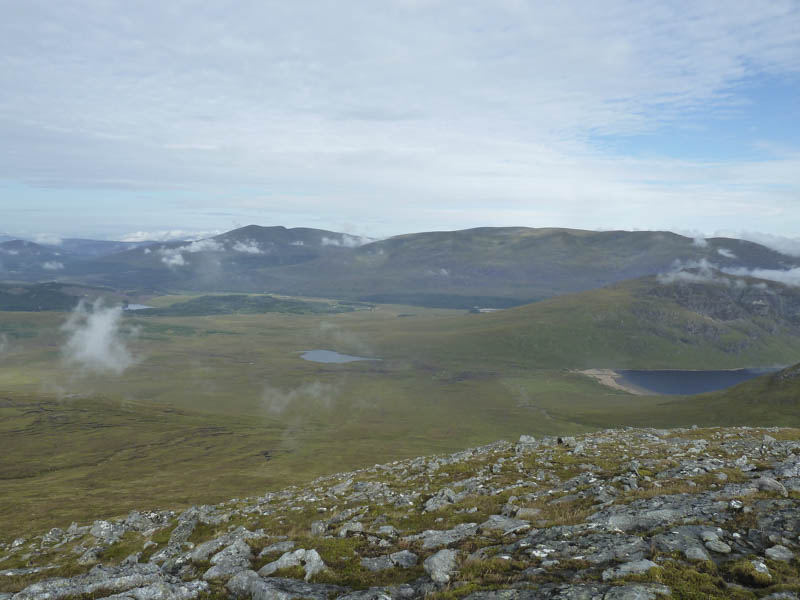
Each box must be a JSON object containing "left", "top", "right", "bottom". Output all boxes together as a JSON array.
[{"left": 2, "top": 427, "right": 799, "bottom": 599}]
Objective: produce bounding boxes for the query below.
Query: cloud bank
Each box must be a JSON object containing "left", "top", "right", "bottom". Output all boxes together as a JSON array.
[
  {"left": 2, "top": 2, "right": 798, "bottom": 238},
  {"left": 658, "top": 258, "right": 800, "bottom": 288},
  {"left": 61, "top": 299, "right": 136, "bottom": 374}
]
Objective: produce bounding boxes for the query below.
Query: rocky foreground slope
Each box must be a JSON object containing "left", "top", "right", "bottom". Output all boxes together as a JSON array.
[{"left": 2, "top": 427, "right": 800, "bottom": 599}]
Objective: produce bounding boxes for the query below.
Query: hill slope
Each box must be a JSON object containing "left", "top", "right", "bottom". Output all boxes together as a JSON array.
[
  {"left": 22, "top": 225, "right": 800, "bottom": 307},
  {"left": 3, "top": 426, "right": 798, "bottom": 599},
  {"left": 696, "top": 361, "right": 800, "bottom": 420},
  {"left": 368, "top": 270, "right": 800, "bottom": 370}
]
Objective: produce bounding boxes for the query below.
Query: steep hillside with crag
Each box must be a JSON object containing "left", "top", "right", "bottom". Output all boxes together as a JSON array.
[{"left": 370, "top": 271, "right": 800, "bottom": 370}]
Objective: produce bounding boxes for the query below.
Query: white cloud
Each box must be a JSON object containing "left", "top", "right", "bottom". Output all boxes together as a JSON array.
[
  {"left": 657, "top": 259, "right": 719, "bottom": 285},
  {"left": 659, "top": 257, "right": 800, "bottom": 288},
  {"left": 157, "top": 237, "right": 223, "bottom": 266},
  {"left": 120, "top": 230, "right": 223, "bottom": 242},
  {"left": 61, "top": 299, "right": 136, "bottom": 374},
  {"left": 42, "top": 261, "right": 64, "bottom": 270},
  {"left": 722, "top": 266, "right": 800, "bottom": 287},
  {"left": 716, "top": 248, "right": 736, "bottom": 259},
  {"left": 184, "top": 238, "right": 223, "bottom": 253},
  {"left": 158, "top": 247, "right": 186, "bottom": 267},
  {"left": 232, "top": 239, "right": 263, "bottom": 254},
  {"left": 321, "top": 234, "right": 369, "bottom": 248},
  {"left": 34, "top": 233, "right": 62, "bottom": 245},
  {"left": 0, "top": 3, "right": 799, "bottom": 237},
  {"left": 290, "top": 240, "right": 304, "bottom": 246},
  {"left": 262, "top": 380, "right": 338, "bottom": 415},
  {"left": 715, "top": 231, "right": 800, "bottom": 257}
]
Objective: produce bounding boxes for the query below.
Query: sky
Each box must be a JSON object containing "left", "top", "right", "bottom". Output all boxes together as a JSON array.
[{"left": 1, "top": 0, "right": 799, "bottom": 242}]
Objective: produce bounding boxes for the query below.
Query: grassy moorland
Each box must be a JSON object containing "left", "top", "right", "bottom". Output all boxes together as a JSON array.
[{"left": 1, "top": 275, "right": 799, "bottom": 539}]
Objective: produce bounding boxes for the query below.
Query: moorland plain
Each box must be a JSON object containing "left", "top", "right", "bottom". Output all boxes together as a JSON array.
[{"left": 3, "top": 279, "right": 800, "bottom": 539}]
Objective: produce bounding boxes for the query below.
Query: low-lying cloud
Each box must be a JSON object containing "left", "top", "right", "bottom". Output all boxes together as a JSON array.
[
  {"left": 184, "top": 239, "right": 223, "bottom": 253},
  {"left": 657, "top": 259, "right": 724, "bottom": 285},
  {"left": 658, "top": 258, "right": 800, "bottom": 288},
  {"left": 262, "top": 380, "right": 339, "bottom": 415},
  {"left": 716, "top": 231, "right": 800, "bottom": 258},
  {"left": 232, "top": 239, "right": 263, "bottom": 254},
  {"left": 34, "top": 233, "right": 62, "bottom": 245},
  {"left": 159, "top": 247, "right": 186, "bottom": 267},
  {"left": 157, "top": 237, "right": 228, "bottom": 267},
  {"left": 321, "top": 234, "right": 369, "bottom": 248},
  {"left": 61, "top": 299, "right": 136, "bottom": 374},
  {"left": 42, "top": 261, "right": 64, "bottom": 270},
  {"left": 721, "top": 266, "right": 800, "bottom": 288},
  {"left": 121, "top": 230, "right": 222, "bottom": 242}
]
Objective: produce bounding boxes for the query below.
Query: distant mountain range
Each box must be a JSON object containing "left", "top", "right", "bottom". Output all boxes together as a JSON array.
[{"left": 1, "top": 225, "right": 799, "bottom": 308}]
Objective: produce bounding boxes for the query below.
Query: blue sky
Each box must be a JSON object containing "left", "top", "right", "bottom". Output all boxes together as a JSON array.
[{"left": 0, "top": 0, "right": 799, "bottom": 242}]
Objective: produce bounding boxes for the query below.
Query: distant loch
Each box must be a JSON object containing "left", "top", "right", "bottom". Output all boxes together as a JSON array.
[
  {"left": 617, "top": 368, "right": 781, "bottom": 395},
  {"left": 300, "top": 350, "right": 381, "bottom": 364}
]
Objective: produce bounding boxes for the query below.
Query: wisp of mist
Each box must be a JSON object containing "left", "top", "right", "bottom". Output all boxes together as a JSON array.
[{"left": 61, "top": 299, "right": 137, "bottom": 374}]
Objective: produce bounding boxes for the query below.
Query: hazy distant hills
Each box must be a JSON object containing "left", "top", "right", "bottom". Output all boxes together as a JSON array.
[
  {"left": 52, "top": 238, "right": 151, "bottom": 257},
  {"left": 2, "top": 225, "right": 799, "bottom": 308},
  {"left": 0, "top": 238, "right": 151, "bottom": 280},
  {"left": 0, "top": 240, "right": 73, "bottom": 277}
]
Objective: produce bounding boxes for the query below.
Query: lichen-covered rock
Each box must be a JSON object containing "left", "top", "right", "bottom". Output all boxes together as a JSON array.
[
  {"left": 258, "top": 548, "right": 326, "bottom": 581},
  {"left": 423, "top": 549, "right": 459, "bottom": 584}
]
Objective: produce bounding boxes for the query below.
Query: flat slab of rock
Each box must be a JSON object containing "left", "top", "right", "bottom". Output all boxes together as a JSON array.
[
  {"left": 361, "top": 550, "right": 418, "bottom": 572},
  {"left": 480, "top": 515, "right": 530, "bottom": 535},
  {"left": 203, "top": 538, "right": 254, "bottom": 580},
  {"left": 602, "top": 559, "right": 659, "bottom": 581},
  {"left": 12, "top": 564, "right": 190, "bottom": 600},
  {"left": 404, "top": 523, "right": 478, "bottom": 549},
  {"left": 652, "top": 526, "right": 710, "bottom": 562},
  {"left": 424, "top": 549, "right": 459, "bottom": 584},
  {"left": 765, "top": 545, "right": 795, "bottom": 562},
  {"left": 258, "top": 548, "right": 326, "bottom": 581},
  {"left": 227, "top": 571, "right": 346, "bottom": 600}
]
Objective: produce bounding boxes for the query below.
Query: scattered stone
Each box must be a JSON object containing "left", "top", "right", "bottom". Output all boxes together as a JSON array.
[
  {"left": 258, "top": 540, "right": 296, "bottom": 557},
  {"left": 765, "top": 544, "right": 795, "bottom": 562},
  {"left": 227, "top": 571, "right": 345, "bottom": 600},
  {"left": 480, "top": 514, "right": 531, "bottom": 535},
  {"left": 6, "top": 426, "right": 800, "bottom": 599},
  {"left": 704, "top": 539, "right": 732, "bottom": 554},
  {"left": 424, "top": 488, "right": 459, "bottom": 512},
  {"left": 404, "top": 522, "right": 478, "bottom": 549},
  {"left": 755, "top": 476, "right": 789, "bottom": 498},
  {"left": 258, "top": 548, "right": 326, "bottom": 581},
  {"left": 602, "top": 559, "right": 659, "bottom": 581},
  {"left": 361, "top": 549, "right": 418, "bottom": 572},
  {"left": 423, "top": 549, "right": 459, "bottom": 584},
  {"left": 203, "top": 538, "right": 253, "bottom": 580}
]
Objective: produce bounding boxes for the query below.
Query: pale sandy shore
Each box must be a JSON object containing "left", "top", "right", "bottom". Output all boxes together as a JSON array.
[{"left": 577, "top": 368, "right": 654, "bottom": 395}]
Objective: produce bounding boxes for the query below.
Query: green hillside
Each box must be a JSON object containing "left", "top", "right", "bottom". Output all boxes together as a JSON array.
[
  {"left": 692, "top": 362, "right": 800, "bottom": 424},
  {"left": 136, "top": 294, "right": 361, "bottom": 316},
  {"left": 364, "top": 272, "right": 800, "bottom": 370}
]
